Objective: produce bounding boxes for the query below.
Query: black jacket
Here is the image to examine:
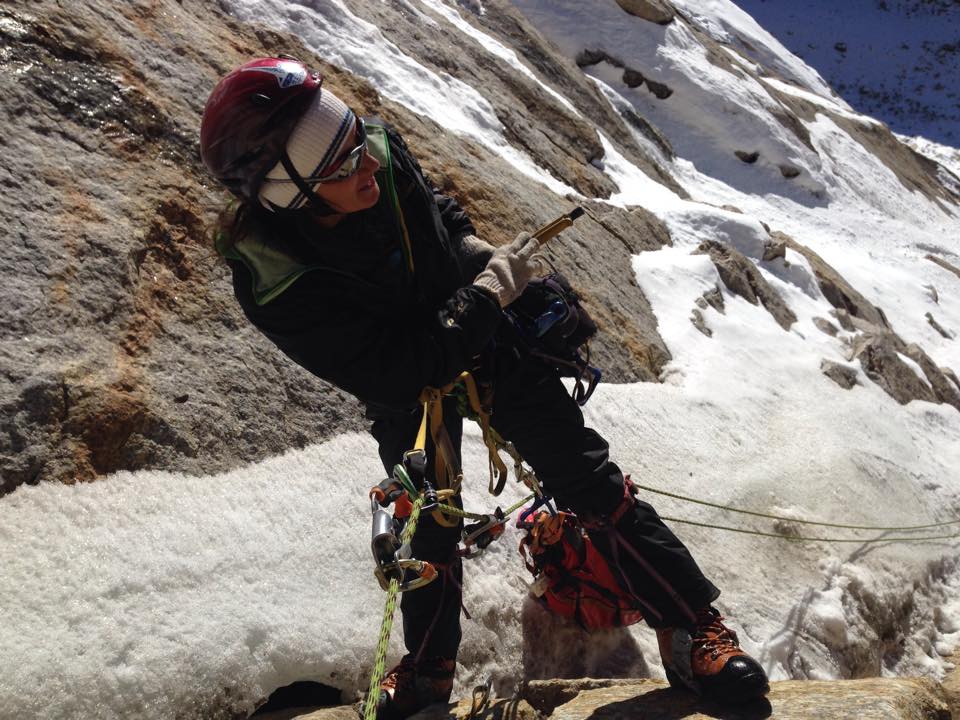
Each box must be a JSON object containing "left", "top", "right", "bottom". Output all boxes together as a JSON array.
[{"left": 228, "top": 127, "right": 502, "bottom": 410}]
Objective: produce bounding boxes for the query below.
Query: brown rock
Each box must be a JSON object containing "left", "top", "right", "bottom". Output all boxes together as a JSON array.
[
  {"left": 735, "top": 150, "right": 760, "bottom": 164},
  {"left": 944, "top": 367, "right": 960, "bottom": 393},
  {"left": 772, "top": 232, "right": 890, "bottom": 329},
  {"left": 410, "top": 697, "right": 541, "bottom": 719},
  {"left": 821, "top": 359, "right": 859, "bottom": 389},
  {"left": 851, "top": 333, "right": 938, "bottom": 405},
  {"left": 695, "top": 240, "right": 797, "bottom": 330},
  {"left": 925, "top": 312, "right": 954, "bottom": 339},
  {"left": 575, "top": 48, "right": 614, "bottom": 68},
  {"left": 779, "top": 164, "right": 802, "bottom": 178},
  {"left": 615, "top": 0, "right": 675, "bottom": 25},
  {"left": 616, "top": 105, "right": 675, "bottom": 158},
  {"left": 926, "top": 254, "right": 960, "bottom": 280},
  {"left": 701, "top": 286, "right": 726, "bottom": 313},
  {"left": 645, "top": 78, "right": 674, "bottom": 99},
  {"left": 690, "top": 308, "right": 712, "bottom": 337},
  {"left": 943, "top": 649, "right": 960, "bottom": 719},
  {"left": 903, "top": 344, "right": 960, "bottom": 411},
  {"left": 833, "top": 309, "right": 857, "bottom": 332},
  {"left": 813, "top": 317, "right": 840, "bottom": 337},
  {"left": 524, "top": 677, "right": 950, "bottom": 720},
  {"left": 762, "top": 239, "right": 787, "bottom": 261},
  {"left": 622, "top": 68, "right": 645, "bottom": 88}
]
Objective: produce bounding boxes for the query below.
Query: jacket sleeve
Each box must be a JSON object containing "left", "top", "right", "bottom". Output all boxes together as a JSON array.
[
  {"left": 386, "top": 127, "right": 476, "bottom": 242},
  {"left": 432, "top": 189, "right": 475, "bottom": 243},
  {"left": 233, "top": 264, "right": 503, "bottom": 410}
]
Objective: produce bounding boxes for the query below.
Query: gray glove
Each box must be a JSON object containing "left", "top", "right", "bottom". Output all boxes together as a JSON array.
[
  {"left": 472, "top": 231, "right": 543, "bottom": 308},
  {"left": 454, "top": 234, "right": 496, "bottom": 276}
]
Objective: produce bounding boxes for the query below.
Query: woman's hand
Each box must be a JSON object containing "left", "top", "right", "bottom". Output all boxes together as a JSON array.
[{"left": 472, "top": 232, "right": 544, "bottom": 308}]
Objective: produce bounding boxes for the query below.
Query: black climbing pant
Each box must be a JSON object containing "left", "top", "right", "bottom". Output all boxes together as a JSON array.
[{"left": 366, "top": 354, "right": 720, "bottom": 662}]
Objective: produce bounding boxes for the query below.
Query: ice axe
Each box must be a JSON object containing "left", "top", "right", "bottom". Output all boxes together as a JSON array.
[{"left": 531, "top": 206, "right": 585, "bottom": 245}]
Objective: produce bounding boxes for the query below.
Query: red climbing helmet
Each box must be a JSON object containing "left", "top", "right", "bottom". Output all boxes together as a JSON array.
[{"left": 200, "top": 56, "right": 321, "bottom": 201}]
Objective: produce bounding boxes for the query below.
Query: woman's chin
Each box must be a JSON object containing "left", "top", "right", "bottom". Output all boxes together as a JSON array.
[{"left": 357, "top": 178, "right": 380, "bottom": 208}]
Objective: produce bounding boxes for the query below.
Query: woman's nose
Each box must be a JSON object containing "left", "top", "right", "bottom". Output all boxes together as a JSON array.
[{"left": 362, "top": 149, "right": 380, "bottom": 173}]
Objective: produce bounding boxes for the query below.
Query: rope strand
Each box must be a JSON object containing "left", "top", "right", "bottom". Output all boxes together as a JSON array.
[
  {"left": 634, "top": 481, "right": 960, "bottom": 531},
  {"left": 660, "top": 515, "right": 960, "bottom": 544}
]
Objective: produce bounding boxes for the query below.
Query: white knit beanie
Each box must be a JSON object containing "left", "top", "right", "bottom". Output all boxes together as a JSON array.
[{"left": 258, "top": 87, "right": 355, "bottom": 210}]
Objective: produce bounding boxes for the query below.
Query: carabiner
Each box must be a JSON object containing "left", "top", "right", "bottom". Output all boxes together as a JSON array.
[{"left": 374, "top": 557, "right": 438, "bottom": 592}]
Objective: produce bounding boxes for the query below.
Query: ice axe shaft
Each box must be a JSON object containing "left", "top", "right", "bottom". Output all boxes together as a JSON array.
[{"left": 532, "top": 206, "right": 585, "bottom": 245}]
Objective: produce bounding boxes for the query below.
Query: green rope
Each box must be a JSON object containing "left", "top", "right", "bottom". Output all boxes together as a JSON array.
[
  {"left": 660, "top": 515, "right": 960, "bottom": 543},
  {"left": 362, "top": 489, "right": 426, "bottom": 720},
  {"left": 432, "top": 492, "right": 537, "bottom": 522},
  {"left": 635, "top": 481, "right": 960, "bottom": 531},
  {"left": 361, "top": 479, "right": 533, "bottom": 720}
]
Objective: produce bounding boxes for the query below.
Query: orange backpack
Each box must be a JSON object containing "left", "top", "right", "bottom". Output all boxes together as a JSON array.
[{"left": 518, "top": 509, "right": 645, "bottom": 631}]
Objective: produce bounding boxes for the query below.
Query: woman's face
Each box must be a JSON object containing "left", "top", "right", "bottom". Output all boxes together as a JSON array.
[{"left": 311, "top": 119, "right": 381, "bottom": 215}]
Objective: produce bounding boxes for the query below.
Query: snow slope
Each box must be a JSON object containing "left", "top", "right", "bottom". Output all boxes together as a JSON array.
[
  {"left": 2, "top": 0, "right": 960, "bottom": 718},
  {"left": 732, "top": 0, "right": 960, "bottom": 145}
]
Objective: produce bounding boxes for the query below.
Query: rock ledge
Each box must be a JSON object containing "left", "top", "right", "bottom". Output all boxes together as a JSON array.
[{"left": 254, "top": 676, "right": 953, "bottom": 720}]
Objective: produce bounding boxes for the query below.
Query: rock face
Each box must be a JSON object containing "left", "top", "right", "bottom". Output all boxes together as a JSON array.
[
  {"left": 694, "top": 240, "right": 797, "bottom": 330},
  {"left": 615, "top": 0, "right": 676, "bottom": 25},
  {"left": 772, "top": 232, "right": 890, "bottom": 330},
  {"left": 522, "top": 678, "right": 953, "bottom": 720},
  {"left": 927, "top": 254, "right": 960, "bottom": 280},
  {"left": 943, "top": 650, "right": 960, "bottom": 719},
  {"left": 0, "top": 0, "right": 678, "bottom": 493},
  {"left": 766, "top": 231, "right": 960, "bottom": 411},
  {"left": 253, "top": 677, "right": 954, "bottom": 720},
  {"left": 821, "top": 359, "right": 859, "bottom": 389}
]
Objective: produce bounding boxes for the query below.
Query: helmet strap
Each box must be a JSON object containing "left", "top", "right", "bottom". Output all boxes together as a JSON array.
[{"left": 278, "top": 150, "right": 340, "bottom": 216}]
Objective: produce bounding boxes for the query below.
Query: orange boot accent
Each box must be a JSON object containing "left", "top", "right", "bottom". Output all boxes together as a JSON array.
[{"left": 656, "top": 606, "right": 769, "bottom": 703}]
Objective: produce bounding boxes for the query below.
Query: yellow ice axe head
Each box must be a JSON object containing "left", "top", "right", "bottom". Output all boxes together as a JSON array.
[{"left": 531, "top": 206, "right": 585, "bottom": 245}]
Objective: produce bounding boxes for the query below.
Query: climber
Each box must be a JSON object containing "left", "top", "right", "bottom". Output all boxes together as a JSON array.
[{"left": 199, "top": 56, "right": 769, "bottom": 718}]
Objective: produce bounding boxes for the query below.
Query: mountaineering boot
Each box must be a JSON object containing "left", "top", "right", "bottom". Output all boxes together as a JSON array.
[
  {"left": 376, "top": 655, "right": 456, "bottom": 719},
  {"left": 656, "top": 606, "right": 769, "bottom": 702}
]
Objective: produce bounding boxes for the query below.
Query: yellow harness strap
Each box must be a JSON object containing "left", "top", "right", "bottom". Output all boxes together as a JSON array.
[
  {"left": 414, "top": 372, "right": 510, "bottom": 527},
  {"left": 458, "top": 373, "right": 509, "bottom": 496}
]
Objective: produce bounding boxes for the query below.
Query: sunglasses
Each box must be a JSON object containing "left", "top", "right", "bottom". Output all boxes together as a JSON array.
[{"left": 312, "top": 117, "right": 368, "bottom": 184}]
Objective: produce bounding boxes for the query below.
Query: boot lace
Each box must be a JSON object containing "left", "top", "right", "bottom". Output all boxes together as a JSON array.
[{"left": 692, "top": 609, "right": 740, "bottom": 661}]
